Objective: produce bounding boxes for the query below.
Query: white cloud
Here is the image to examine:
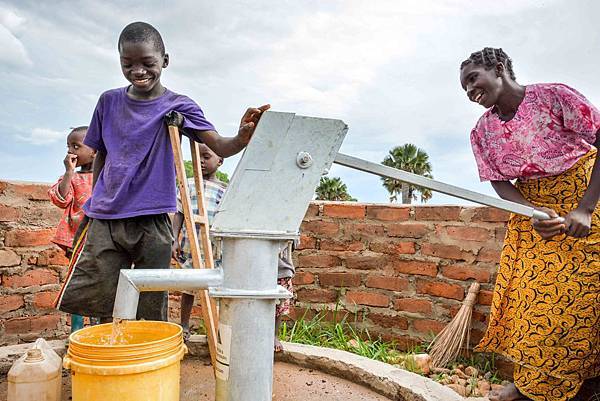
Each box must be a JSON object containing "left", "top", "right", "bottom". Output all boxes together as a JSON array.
[
  {"left": 0, "top": 23, "right": 31, "bottom": 67},
  {"left": 16, "top": 127, "right": 65, "bottom": 145}
]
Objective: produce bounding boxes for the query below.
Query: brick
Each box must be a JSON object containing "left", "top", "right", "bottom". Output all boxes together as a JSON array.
[
  {"left": 296, "top": 288, "right": 338, "bottom": 303},
  {"left": 477, "top": 247, "right": 502, "bottom": 262},
  {"left": 387, "top": 223, "right": 430, "bottom": 238},
  {"left": 365, "top": 275, "right": 409, "bottom": 291},
  {"left": 320, "top": 239, "right": 364, "bottom": 251},
  {"left": 37, "top": 248, "right": 70, "bottom": 266},
  {"left": 442, "top": 226, "right": 490, "bottom": 242},
  {"left": 472, "top": 207, "right": 510, "bottom": 222},
  {"left": 346, "top": 291, "right": 389, "bottom": 307},
  {"left": 30, "top": 314, "right": 61, "bottom": 332},
  {"left": 33, "top": 291, "right": 60, "bottom": 309},
  {"left": 368, "top": 313, "right": 408, "bottom": 330},
  {"left": 3, "top": 269, "right": 59, "bottom": 288},
  {"left": 4, "top": 314, "right": 61, "bottom": 334},
  {"left": 300, "top": 220, "right": 339, "bottom": 236},
  {"left": 297, "top": 235, "right": 317, "bottom": 250},
  {"left": 344, "top": 254, "right": 387, "bottom": 270},
  {"left": 0, "top": 204, "right": 21, "bottom": 221},
  {"left": 0, "top": 249, "right": 21, "bottom": 266},
  {"left": 449, "top": 305, "right": 488, "bottom": 323},
  {"left": 4, "top": 228, "right": 55, "bottom": 247},
  {"left": 369, "top": 241, "right": 415, "bottom": 255},
  {"left": 292, "top": 272, "right": 315, "bottom": 285},
  {"left": 305, "top": 203, "right": 320, "bottom": 218},
  {"left": 297, "top": 254, "right": 341, "bottom": 268},
  {"left": 478, "top": 290, "right": 494, "bottom": 306},
  {"left": 421, "top": 243, "right": 473, "bottom": 261},
  {"left": 318, "top": 272, "right": 361, "bottom": 287},
  {"left": 391, "top": 260, "right": 437, "bottom": 277},
  {"left": 0, "top": 294, "right": 24, "bottom": 313},
  {"left": 416, "top": 280, "right": 464, "bottom": 300},
  {"left": 323, "top": 204, "right": 366, "bottom": 219},
  {"left": 415, "top": 206, "right": 461, "bottom": 221},
  {"left": 12, "top": 182, "right": 49, "bottom": 200},
  {"left": 495, "top": 227, "right": 508, "bottom": 240},
  {"left": 441, "top": 265, "right": 491, "bottom": 283},
  {"left": 366, "top": 206, "right": 410, "bottom": 221},
  {"left": 413, "top": 319, "right": 446, "bottom": 335},
  {"left": 393, "top": 298, "right": 432, "bottom": 314},
  {"left": 343, "top": 223, "right": 384, "bottom": 238}
]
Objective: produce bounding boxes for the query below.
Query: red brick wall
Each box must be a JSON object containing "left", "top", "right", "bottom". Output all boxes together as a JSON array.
[
  {"left": 0, "top": 181, "right": 69, "bottom": 345},
  {"left": 293, "top": 202, "right": 509, "bottom": 349},
  {"left": 0, "top": 181, "right": 509, "bottom": 349}
]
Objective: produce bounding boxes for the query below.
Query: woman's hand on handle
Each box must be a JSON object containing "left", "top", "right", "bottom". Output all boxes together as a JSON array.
[
  {"left": 563, "top": 208, "right": 593, "bottom": 238},
  {"left": 532, "top": 207, "right": 565, "bottom": 240}
]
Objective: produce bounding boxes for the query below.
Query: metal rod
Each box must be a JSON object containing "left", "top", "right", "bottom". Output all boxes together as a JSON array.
[
  {"left": 334, "top": 153, "right": 551, "bottom": 220},
  {"left": 112, "top": 268, "right": 224, "bottom": 320}
]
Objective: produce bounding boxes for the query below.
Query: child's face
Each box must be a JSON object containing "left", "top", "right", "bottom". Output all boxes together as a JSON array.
[
  {"left": 67, "top": 130, "right": 96, "bottom": 167},
  {"left": 199, "top": 144, "right": 222, "bottom": 178},
  {"left": 460, "top": 63, "right": 503, "bottom": 109},
  {"left": 119, "top": 40, "right": 168, "bottom": 99}
]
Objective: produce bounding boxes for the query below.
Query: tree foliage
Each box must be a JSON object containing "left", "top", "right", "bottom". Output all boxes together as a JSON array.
[
  {"left": 381, "top": 144, "right": 432, "bottom": 204},
  {"left": 315, "top": 176, "right": 356, "bottom": 201}
]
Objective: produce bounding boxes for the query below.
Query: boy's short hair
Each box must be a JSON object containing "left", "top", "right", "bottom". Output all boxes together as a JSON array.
[
  {"left": 69, "top": 126, "right": 88, "bottom": 135},
  {"left": 118, "top": 21, "right": 165, "bottom": 55}
]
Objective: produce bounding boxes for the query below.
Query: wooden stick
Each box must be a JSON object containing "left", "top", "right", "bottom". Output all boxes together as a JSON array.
[{"left": 166, "top": 122, "right": 218, "bottom": 370}]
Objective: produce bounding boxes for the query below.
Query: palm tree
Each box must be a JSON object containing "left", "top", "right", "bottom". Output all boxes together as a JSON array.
[
  {"left": 315, "top": 176, "right": 356, "bottom": 201},
  {"left": 381, "top": 144, "right": 433, "bottom": 204}
]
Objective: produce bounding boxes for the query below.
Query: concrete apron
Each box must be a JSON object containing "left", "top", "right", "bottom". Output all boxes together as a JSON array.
[{"left": 0, "top": 336, "right": 487, "bottom": 401}]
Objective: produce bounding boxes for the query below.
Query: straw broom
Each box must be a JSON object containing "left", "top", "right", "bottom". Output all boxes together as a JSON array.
[{"left": 428, "top": 282, "right": 480, "bottom": 368}]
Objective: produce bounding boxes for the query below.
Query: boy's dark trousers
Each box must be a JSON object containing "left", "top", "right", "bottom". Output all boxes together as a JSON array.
[{"left": 57, "top": 214, "right": 173, "bottom": 320}]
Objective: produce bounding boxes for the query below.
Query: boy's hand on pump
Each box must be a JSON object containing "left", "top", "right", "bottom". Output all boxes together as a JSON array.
[
  {"left": 236, "top": 104, "right": 270, "bottom": 146},
  {"left": 563, "top": 208, "right": 592, "bottom": 238},
  {"left": 532, "top": 207, "right": 566, "bottom": 240},
  {"left": 64, "top": 153, "right": 77, "bottom": 172}
]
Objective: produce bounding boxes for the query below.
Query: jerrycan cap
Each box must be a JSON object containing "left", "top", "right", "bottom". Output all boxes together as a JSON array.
[{"left": 24, "top": 348, "right": 45, "bottom": 363}]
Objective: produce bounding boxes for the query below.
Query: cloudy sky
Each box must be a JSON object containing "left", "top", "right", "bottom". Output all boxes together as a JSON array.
[{"left": 1, "top": 0, "right": 599, "bottom": 205}]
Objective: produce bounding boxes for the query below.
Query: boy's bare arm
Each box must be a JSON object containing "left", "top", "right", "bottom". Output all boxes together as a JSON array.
[
  {"left": 92, "top": 150, "right": 106, "bottom": 188},
  {"left": 57, "top": 154, "right": 77, "bottom": 199},
  {"left": 186, "top": 105, "right": 270, "bottom": 158}
]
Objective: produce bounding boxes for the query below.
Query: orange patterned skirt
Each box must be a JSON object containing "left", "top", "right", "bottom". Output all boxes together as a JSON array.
[{"left": 476, "top": 149, "right": 600, "bottom": 401}]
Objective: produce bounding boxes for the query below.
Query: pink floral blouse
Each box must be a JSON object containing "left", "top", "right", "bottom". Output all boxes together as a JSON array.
[{"left": 470, "top": 83, "right": 599, "bottom": 181}]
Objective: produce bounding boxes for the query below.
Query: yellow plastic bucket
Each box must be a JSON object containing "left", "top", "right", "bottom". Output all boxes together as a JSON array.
[{"left": 63, "top": 321, "right": 187, "bottom": 401}]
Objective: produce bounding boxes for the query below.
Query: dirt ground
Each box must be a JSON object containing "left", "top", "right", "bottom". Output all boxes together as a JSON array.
[{"left": 1, "top": 359, "right": 392, "bottom": 401}]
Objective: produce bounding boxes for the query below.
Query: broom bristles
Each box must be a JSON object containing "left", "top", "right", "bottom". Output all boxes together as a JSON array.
[{"left": 428, "top": 282, "right": 480, "bottom": 368}]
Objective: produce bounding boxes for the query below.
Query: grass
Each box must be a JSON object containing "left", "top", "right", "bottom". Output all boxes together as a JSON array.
[
  {"left": 279, "top": 306, "right": 423, "bottom": 372},
  {"left": 279, "top": 306, "right": 502, "bottom": 381}
]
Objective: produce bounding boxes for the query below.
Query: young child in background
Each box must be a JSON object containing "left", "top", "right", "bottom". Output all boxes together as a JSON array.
[
  {"left": 55, "top": 21, "right": 269, "bottom": 322},
  {"left": 171, "top": 143, "right": 227, "bottom": 340},
  {"left": 275, "top": 241, "right": 295, "bottom": 352},
  {"left": 460, "top": 47, "right": 599, "bottom": 401},
  {"left": 48, "top": 126, "right": 95, "bottom": 332}
]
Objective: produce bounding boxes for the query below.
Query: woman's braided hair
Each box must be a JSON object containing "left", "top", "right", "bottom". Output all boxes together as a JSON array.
[{"left": 460, "top": 47, "right": 516, "bottom": 80}]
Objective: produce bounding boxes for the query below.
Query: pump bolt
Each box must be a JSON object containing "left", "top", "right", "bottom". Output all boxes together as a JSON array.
[{"left": 296, "top": 152, "right": 313, "bottom": 169}]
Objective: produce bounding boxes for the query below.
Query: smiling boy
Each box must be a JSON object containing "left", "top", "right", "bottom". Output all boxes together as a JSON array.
[{"left": 56, "top": 21, "right": 269, "bottom": 321}]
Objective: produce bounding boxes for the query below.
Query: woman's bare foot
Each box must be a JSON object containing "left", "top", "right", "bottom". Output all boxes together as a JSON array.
[
  {"left": 488, "top": 383, "right": 530, "bottom": 401},
  {"left": 274, "top": 337, "right": 284, "bottom": 353}
]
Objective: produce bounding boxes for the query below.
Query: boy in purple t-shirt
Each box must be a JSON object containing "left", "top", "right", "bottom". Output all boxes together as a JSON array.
[{"left": 56, "top": 21, "right": 269, "bottom": 321}]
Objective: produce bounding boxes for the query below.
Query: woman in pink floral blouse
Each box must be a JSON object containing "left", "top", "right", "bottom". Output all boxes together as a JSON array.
[{"left": 460, "top": 48, "right": 599, "bottom": 401}]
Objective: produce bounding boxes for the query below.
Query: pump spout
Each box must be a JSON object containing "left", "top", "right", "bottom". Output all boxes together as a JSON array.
[{"left": 113, "top": 268, "right": 224, "bottom": 320}]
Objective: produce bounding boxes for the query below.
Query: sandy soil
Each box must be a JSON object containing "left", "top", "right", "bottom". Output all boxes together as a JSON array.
[{"left": 1, "top": 359, "right": 391, "bottom": 401}]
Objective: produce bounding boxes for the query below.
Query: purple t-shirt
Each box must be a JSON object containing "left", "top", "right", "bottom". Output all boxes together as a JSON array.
[{"left": 83, "top": 87, "right": 216, "bottom": 219}]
